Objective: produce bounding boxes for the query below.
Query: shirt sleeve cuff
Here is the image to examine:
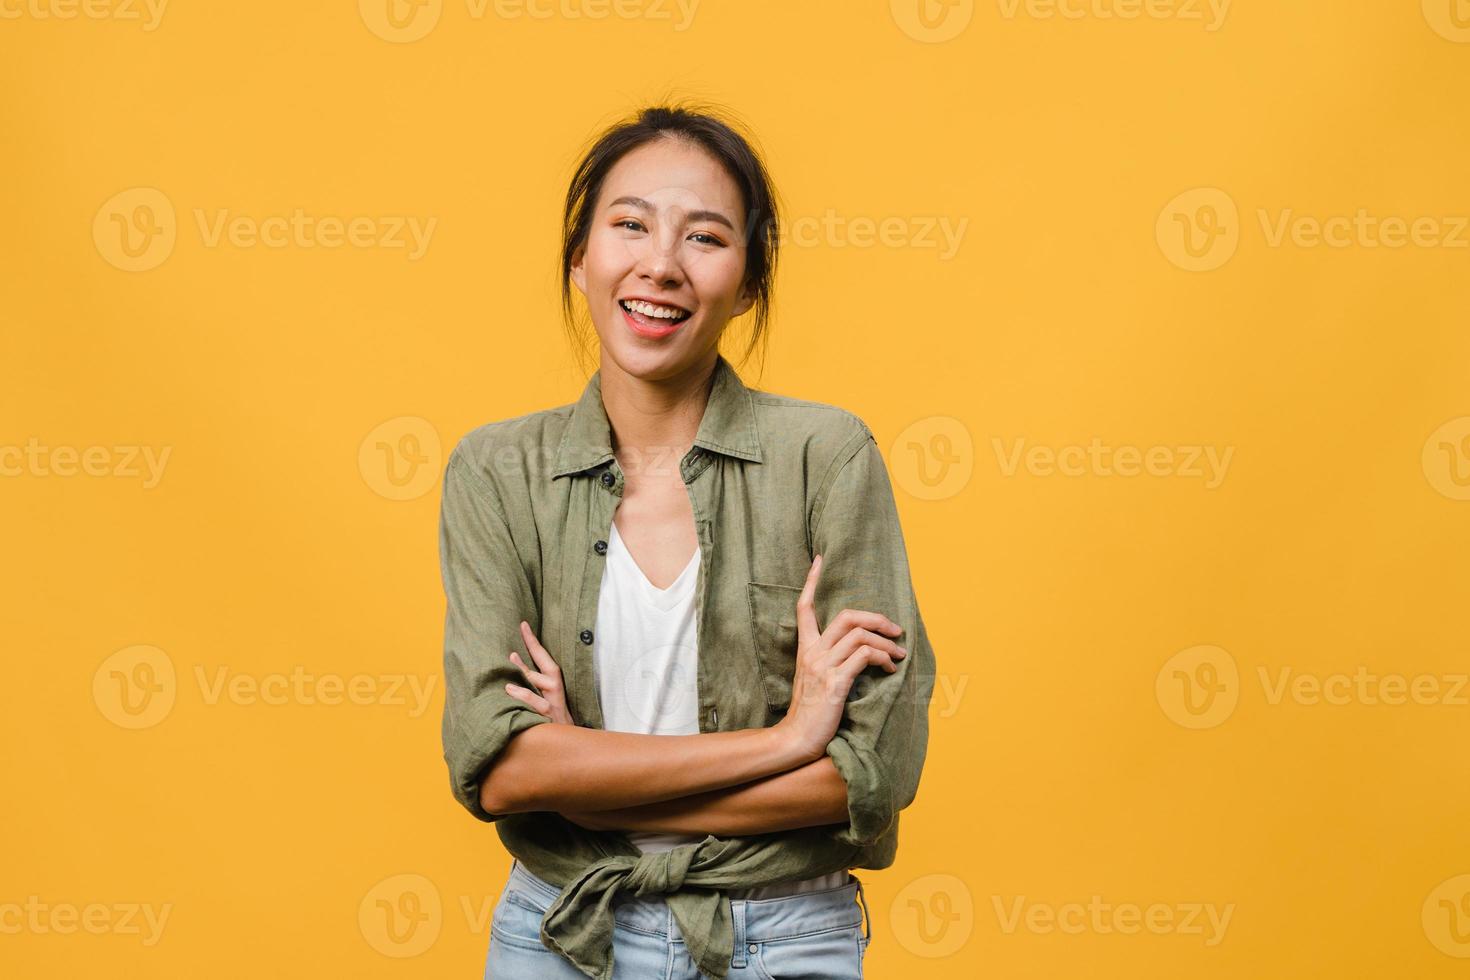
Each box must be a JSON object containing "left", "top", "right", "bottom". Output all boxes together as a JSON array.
[
  {"left": 823, "top": 731, "right": 897, "bottom": 847},
  {"left": 447, "top": 704, "right": 554, "bottom": 822}
]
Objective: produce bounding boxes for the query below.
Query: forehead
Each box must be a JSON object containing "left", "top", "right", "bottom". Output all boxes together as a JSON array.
[{"left": 597, "top": 138, "right": 746, "bottom": 227}]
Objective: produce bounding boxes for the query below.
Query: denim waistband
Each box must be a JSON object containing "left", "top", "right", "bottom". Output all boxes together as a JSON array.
[{"left": 505, "top": 858, "right": 869, "bottom": 945}]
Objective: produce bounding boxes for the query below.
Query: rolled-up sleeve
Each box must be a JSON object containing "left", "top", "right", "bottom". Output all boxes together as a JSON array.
[
  {"left": 439, "top": 444, "right": 552, "bottom": 822},
  {"left": 811, "top": 425, "right": 937, "bottom": 847}
]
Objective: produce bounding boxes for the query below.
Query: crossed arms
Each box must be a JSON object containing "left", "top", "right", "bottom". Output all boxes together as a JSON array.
[{"left": 481, "top": 720, "right": 852, "bottom": 836}]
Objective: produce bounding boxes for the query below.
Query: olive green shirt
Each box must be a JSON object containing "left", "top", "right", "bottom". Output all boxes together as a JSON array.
[{"left": 439, "top": 353, "right": 936, "bottom": 979}]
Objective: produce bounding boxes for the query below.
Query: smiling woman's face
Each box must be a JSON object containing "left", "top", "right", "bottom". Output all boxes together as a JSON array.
[{"left": 570, "top": 136, "right": 755, "bottom": 382}]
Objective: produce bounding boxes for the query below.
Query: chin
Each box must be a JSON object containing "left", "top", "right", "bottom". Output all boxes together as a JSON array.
[{"left": 599, "top": 335, "right": 715, "bottom": 383}]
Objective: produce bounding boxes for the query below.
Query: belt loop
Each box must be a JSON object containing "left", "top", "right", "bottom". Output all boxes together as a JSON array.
[
  {"left": 853, "top": 875, "right": 871, "bottom": 942},
  {"left": 730, "top": 895, "right": 748, "bottom": 968}
]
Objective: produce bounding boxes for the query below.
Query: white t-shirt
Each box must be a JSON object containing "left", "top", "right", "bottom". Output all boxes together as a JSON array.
[{"left": 593, "top": 519, "right": 850, "bottom": 899}]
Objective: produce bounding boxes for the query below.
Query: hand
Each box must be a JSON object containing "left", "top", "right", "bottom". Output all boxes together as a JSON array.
[
  {"left": 773, "top": 554, "right": 908, "bottom": 763},
  {"left": 504, "top": 620, "right": 575, "bottom": 725},
  {"left": 507, "top": 624, "right": 617, "bottom": 831}
]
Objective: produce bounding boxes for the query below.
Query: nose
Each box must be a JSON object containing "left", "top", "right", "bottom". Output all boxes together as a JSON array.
[{"left": 634, "top": 226, "right": 684, "bottom": 289}]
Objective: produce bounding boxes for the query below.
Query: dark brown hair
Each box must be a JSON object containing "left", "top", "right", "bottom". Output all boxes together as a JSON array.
[{"left": 559, "top": 101, "right": 781, "bottom": 377}]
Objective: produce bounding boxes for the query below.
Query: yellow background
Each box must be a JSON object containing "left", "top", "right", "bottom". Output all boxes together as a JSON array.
[{"left": 4, "top": 0, "right": 1470, "bottom": 976}]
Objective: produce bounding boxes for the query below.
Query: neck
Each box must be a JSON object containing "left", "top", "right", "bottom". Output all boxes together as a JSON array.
[{"left": 599, "top": 353, "right": 717, "bottom": 469}]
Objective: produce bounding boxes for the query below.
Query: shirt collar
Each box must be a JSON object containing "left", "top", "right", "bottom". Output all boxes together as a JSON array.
[{"left": 550, "top": 352, "right": 764, "bottom": 480}]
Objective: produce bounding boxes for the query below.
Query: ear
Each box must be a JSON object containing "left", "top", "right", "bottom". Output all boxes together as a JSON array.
[
  {"left": 731, "top": 278, "right": 757, "bottom": 319},
  {"left": 569, "top": 243, "right": 588, "bottom": 296}
]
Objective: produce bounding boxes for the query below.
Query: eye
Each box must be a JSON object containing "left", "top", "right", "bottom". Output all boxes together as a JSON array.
[
  {"left": 615, "top": 218, "right": 646, "bottom": 232},
  {"left": 689, "top": 232, "right": 726, "bottom": 246}
]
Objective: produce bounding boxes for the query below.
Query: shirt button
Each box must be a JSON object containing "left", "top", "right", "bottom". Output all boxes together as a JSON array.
[
  {"left": 579, "top": 629, "right": 594, "bottom": 645},
  {"left": 593, "top": 540, "right": 607, "bottom": 555},
  {"left": 600, "top": 471, "right": 615, "bottom": 487}
]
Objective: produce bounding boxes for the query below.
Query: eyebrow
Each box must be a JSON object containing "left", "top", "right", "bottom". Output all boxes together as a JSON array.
[{"left": 607, "top": 195, "right": 736, "bottom": 232}]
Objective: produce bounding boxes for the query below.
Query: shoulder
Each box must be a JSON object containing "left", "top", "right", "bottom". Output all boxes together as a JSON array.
[
  {"left": 445, "top": 401, "right": 575, "bottom": 489},
  {"left": 749, "top": 388, "right": 877, "bottom": 467}
]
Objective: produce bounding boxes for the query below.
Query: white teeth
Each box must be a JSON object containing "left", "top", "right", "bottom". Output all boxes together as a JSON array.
[{"left": 622, "top": 299, "right": 688, "bottom": 320}]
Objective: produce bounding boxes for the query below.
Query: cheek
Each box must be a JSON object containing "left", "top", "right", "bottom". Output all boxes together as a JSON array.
[
  {"left": 581, "top": 231, "right": 634, "bottom": 288},
  {"left": 688, "top": 250, "right": 749, "bottom": 306}
]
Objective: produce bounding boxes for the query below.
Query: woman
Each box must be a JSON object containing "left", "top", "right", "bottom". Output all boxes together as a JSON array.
[{"left": 439, "top": 103, "right": 937, "bottom": 979}]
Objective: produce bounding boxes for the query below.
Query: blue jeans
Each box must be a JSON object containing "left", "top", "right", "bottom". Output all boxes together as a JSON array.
[{"left": 485, "top": 859, "right": 871, "bottom": 979}]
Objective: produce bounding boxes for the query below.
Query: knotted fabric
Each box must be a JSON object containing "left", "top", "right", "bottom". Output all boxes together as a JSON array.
[{"left": 527, "top": 832, "right": 862, "bottom": 980}]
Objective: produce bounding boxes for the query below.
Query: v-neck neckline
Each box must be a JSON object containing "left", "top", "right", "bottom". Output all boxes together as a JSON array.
[{"left": 608, "top": 521, "right": 699, "bottom": 610}]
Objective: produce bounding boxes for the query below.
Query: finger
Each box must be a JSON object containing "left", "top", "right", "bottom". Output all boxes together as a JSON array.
[
  {"left": 830, "top": 628, "right": 906, "bottom": 669},
  {"left": 509, "top": 651, "right": 552, "bottom": 688},
  {"left": 796, "top": 554, "right": 823, "bottom": 648},
  {"left": 505, "top": 682, "right": 553, "bottom": 716},
  {"left": 822, "top": 609, "right": 904, "bottom": 649},
  {"left": 837, "top": 645, "right": 899, "bottom": 684},
  {"left": 520, "top": 621, "right": 561, "bottom": 675}
]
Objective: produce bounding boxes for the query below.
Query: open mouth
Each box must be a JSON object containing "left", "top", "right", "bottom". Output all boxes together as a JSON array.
[{"left": 618, "top": 298, "right": 693, "bottom": 333}]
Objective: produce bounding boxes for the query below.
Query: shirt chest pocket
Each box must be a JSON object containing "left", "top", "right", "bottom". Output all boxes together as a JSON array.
[{"left": 746, "top": 581, "right": 804, "bottom": 714}]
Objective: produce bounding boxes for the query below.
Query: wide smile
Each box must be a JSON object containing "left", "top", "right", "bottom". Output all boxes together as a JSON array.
[{"left": 618, "top": 297, "right": 693, "bottom": 338}]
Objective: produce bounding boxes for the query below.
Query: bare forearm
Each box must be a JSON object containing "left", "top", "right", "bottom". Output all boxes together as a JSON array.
[
  {"left": 561, "top": 757, "right": 851, "bottom": 837},
  {"left": 482, "top": 723, "right": 810, "bottom": 815}
]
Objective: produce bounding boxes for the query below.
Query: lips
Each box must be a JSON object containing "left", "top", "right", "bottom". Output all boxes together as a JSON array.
[
  {"left": 618, "top": 297, "right": 693, "bottom": 338},
  {"left": 620, "top": 296, "right": 691, "bottom": 318}
]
